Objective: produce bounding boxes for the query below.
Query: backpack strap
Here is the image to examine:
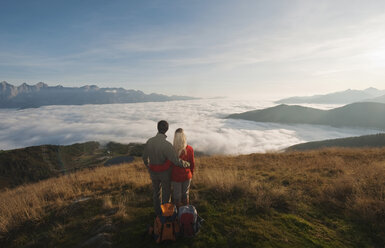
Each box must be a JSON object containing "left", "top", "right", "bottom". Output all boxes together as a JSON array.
[
  {"left": 159, "top": 222, "right": 164, "bottom": 242},
  {"left": 172, "top": 221, "right": 175, "bottom": 236}
]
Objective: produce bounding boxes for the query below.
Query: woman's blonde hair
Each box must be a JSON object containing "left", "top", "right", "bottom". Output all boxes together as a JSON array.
[{"left": 173, "top": 128, "right": 187, "bottom": 156}]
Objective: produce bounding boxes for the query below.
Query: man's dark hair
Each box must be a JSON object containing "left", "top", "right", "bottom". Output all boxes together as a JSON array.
[{"left": 157, "top": 120, "right": 169, "bottom": 134}]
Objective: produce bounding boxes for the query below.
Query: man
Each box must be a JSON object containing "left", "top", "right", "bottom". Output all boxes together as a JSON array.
[{"left": 142, "top": 120, "right": 190, "bottom": 216}]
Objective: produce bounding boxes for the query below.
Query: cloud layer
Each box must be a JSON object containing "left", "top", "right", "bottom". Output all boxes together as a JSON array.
[{"left": 0, "top": 99, "right": 380, "bottom": 154}]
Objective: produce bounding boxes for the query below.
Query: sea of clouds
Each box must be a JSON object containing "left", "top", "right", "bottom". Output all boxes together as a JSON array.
[{"left": 0, "top": 99, "right": 380, "bottom": 154}]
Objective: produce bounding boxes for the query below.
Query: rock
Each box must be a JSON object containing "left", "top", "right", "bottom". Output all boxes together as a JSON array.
[
  {"left": 94, "top": 223, "right": 116, "bottom": 234},
  {"left": 81, "top": 233, "right": 112, "bottom": 248},
  {"left": 105, "top": 207, "right": 118, "bottom": 216},
  {"left": 97, "top": 241, "right": 112, "bottom": 248}
]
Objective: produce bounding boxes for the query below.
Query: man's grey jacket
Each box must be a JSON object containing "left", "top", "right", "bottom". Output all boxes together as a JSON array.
[{"left": 142, "top": 133, "right": 190, "bottom": 171}]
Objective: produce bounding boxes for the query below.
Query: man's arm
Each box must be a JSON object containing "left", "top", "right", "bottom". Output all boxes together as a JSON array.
[
  {"left": 164, "top": 142, "right": 190, "bottom": 168},
  {"left": 142, "top": 142, "right": 149, "bottom": 168}
]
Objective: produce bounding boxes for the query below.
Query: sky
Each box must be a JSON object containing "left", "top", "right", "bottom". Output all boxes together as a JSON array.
[{"left": 1, "top": 0, "right": 385, "bottom": 98}]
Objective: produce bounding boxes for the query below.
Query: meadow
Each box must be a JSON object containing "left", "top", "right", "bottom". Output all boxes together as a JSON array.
[{"left": 0, "top": 148, "right": 384, "bottom": 247}]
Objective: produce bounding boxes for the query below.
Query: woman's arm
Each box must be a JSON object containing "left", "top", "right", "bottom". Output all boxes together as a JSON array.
[{"left": 189, "top": 146, "right": 195, "bottom": 175}]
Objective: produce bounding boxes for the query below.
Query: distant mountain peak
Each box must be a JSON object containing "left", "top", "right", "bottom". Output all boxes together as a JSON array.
[
  {"left": 364, "top": 87, "right": 380, "bottom": 93},
  {"left": 276, "top": 87, "right": 385, "bottom": 104},
  {"left": 17, "top": 82, "right": 31, "bottom": 89},
  {"left": 36, "top": 82, "right": 48, "bottom": 88},
  {"left": 0, "top": 81, "right": 12, "bottom": 87},
  {"left": 81, "top": 85, "right": 100, "bottom": 91},
  {"left": 365, "top": 87, "right": 378, "bottom": 90}
]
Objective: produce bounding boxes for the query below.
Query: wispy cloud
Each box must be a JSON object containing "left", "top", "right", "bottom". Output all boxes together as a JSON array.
[{"left": 1, "top": 1, "right": 385, "bottom": 95}]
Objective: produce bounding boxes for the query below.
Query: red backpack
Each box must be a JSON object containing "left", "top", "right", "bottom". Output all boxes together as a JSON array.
[{"left": 178, "top": 205, "right": 202, "bottom": 237}]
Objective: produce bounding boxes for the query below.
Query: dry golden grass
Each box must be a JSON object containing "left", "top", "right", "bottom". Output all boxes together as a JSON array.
[
  {"left": 194, "top": 148, "right": 385, "bottom": 229},
  {"left": 1, "top": 148, "right": 385, "bottom": 238},
  {"left": 0, "top": 161, "right": 150, "bottom": 234}
]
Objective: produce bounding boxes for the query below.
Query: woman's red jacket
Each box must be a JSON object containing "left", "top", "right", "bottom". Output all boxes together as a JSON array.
[{"left": 170, "top": 145, "right": 195, "bottom": 182}]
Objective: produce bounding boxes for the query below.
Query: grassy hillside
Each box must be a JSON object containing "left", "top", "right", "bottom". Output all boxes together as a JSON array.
[
  {"left": 228, "top": 102, "right": 385, "bottom": 130},
  {"left": 1, "top": 149, "right": 384, "bottom": 247},
  {"left": 0, "top": 142, "right": 144, "bottom": 189},
  {"left": 288, "top": 133, "right": 385, "bottom": 151}
]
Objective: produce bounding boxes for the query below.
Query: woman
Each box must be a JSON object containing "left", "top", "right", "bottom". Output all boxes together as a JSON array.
[{"left": 171, "top": 128, "right": 195, "bottom": 207}]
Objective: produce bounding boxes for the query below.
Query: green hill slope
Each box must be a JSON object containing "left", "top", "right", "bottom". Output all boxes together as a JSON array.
[
  {"left": 228, "top": 104, "right": 326, "bottom": 124},
  {"left": 0, "top": 142, "right": 144, "bottom": 189},
  {"left": 287, "top": 133, "right": 385, "bottom": 151},
  {"left": 228, "top": 102, "right": 385, "bottom": 130}
]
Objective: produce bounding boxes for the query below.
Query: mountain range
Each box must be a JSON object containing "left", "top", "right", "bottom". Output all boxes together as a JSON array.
[
  {"left": 276, "top": 87, "right": 385, "bottom": 104},
  {"left": 0, "top": 81, "right": 196, "bottom": 108},
  {"left": 227, "top": 102, "right": 385, "bottom": 130}
]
